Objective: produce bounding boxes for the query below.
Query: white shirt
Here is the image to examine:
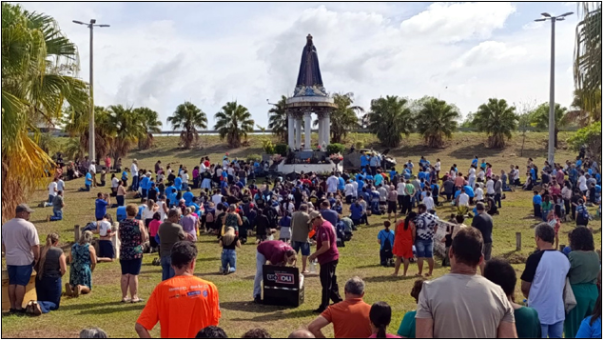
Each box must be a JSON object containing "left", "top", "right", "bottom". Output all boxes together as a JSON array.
[
  {"left": 57, "top": 179, "right": 65, "bottom": 192},
  {"left": 212, "top": 194, "right": 223, "bottom": 206},
  {"left": 157, "top": 201, "right": 167, "bottom": 221},
  {"left": 181, "top": 173, "right": 189, "bottom": 182},
  {"left": 111, "top": 177, "right": 120, "bottom": 188},
  {"left": 1, "top": 218, "right": 40, "bottom": 266},
  {"left": 326, "top": 176, "right": 339, "bottom": 193},
  {"left": 458, "top": 193, "right": 470, "bottom": 206},
  {"left": 513, "top": 169, "right": 520, "bottom": 180},
  {"left": 474, "top": 187, "right": 484, "bottom": 201},
  {"left": 200, "top": 163, "right": 207, "bottom": 173},
  {"left": 526, "top": 250, "right": 570, "bottom": 325},
  {"left": 450, "top": 170, "right": 457, "bottom": 179},
  {"left": 578, "top": 176, "right": 588, "bottom": 191},
  {"left": 477, "top": 170, "right": 485, "bottom": 180},
  {"left": 222, "top": 160, "right": 229, "bottom": 169},
  {"left": 98, "top": 220, "right": 112, "bottom": 237},
  {"left": 352, "top": 181, "right": 359, "bottom": 194},
  {"left": 227, "top": 167, "right": 235, "bottom": 176},
  {"left": 486, "top": 180, "right": 495, "bottom": 194},
  {"left": 142, "top": 206, "right": 155, "bottom": 220},
  {"left": 131, "top": 163, "right": 138, "bottom": 175},
  {"left": 344, "top": 183, "right": 355, "bottom": 196},
  {"left": 48, "top": 182, "right": 58, "bottom": 196},
  {"left": 422, "top": 196, "right": 435, "bottom": 211},
  {"left": 434, "top": 162, "right": 441, "bottom": 172},
  {"left": 89, "top": 164, "right": 96, "bottom": 174},
  {"left": 397, "top": 182, "right": 406, "bottom": 195}
]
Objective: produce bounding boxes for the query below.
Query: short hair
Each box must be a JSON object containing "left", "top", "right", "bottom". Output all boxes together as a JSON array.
[
  {"left": 242, "top": 328, "right": 271, "bottom": 338},
  {"left": 483, "top": 258, "right": 516, "bottom": 296},
  {"left": 476, "top": 202, "right": 485, "bottom": 211},
  {"left": 570, "top": 227, "right": 595, "bottom": 251},
  {"left": 171, "top": 241, "right": 198, "bottom": 270},
  {"left": 288, "top": 329, "right": 315, "bottom": 338},
  {"left": 451, "top": 228, "right": 483, "bottom": 267},
  {"left": 410, "top": 279, "right": 424, "bottom": 303},
  {"left": 299, "top": 204, "right": 308, "bottom": 212},
  {"left": 126, "top": 204, "right": 138, "bottom": 217},
  {"left": 344, "top": 276, "right": 365, "bottom": 296},
  {"left": 97, "top": 192, "right": 103, "bottom": 198},
  {"left": 79, "top": 328, "right": 108, "bottom": 338},
  {"left": 417, "top": 203, "right": 427, "bottom": 212},
  {"left": 196, "top": 326, "right": 228, "bottom": 339},
  {"left": 168, "top": 209, "right": 180, "bottom": 219},
  {"left": 455, "top": 215, "right": 465, "bottom": 223},
  {"left": 535, "top": 223, "right": 555, "bottom": 244},
  {"left": 320, "top": 201, "right": 330, "bottom": 209}
]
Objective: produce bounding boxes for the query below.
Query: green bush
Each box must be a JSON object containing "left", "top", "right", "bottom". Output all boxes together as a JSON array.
[
  {"left": 262, "top": 140, "right": 275, "bottom": 155},
  {"left": 274, "top": 143, "right": 288, "bottom": 156},
  {"left": 354, "top": 141, "right": 364, "bottom": 150},
  {"left": 246, "top": 154, "right": 261, "bottom": 162},
  {"left": 327, "top": 143, "right": 345, "bottom": 155}
]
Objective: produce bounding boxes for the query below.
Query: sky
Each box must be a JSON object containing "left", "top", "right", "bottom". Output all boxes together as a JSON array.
[{"left": 18, "top": 1, "right": 581, "bottom": 129}]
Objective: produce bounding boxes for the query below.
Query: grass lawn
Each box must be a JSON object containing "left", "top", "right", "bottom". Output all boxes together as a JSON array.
[{"left": 1, "top": 132, "right": 601, "bottom": 338}]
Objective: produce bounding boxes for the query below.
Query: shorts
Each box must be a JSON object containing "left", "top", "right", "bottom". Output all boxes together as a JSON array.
[
  {"left": 387, "top": 201, "right": 397, "bottom": 213},
  {"left": 415, "top": 239, "right": 434, "bottom": 258},
  {"left": 292, "top": 241, "right": 311, "bottom": 256},
  {"left": 120, "top": 258, "right": 143, "bottom": 275},
  {"left": 7, "top": 264, "right": 34, "bottom": 286},
  {"left": 483, "top": 242, "right": 492, "bottom": 261},
  {"left": 98, "top": 240, "right": 115, "bottom": 259}
]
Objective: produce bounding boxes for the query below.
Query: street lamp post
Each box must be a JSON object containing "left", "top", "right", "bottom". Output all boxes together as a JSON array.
[
  {"left": 534, "top": 12, "right": 573, "bottom": 165},
  {"left": 73, "top": 19, "right": 110, "bottom": 163}
]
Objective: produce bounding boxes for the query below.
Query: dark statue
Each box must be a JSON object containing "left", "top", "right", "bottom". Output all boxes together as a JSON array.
[{"left": 293, "top": 34, "right": 328, "bottom": 97}]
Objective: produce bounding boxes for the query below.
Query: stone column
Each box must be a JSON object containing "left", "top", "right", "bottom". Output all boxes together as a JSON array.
[
  {"left": 318, "top": 116, "right": 323, "bottom": 150},
  {"left": 287, "top": 113, "right": 295, "bottom": 150},
  {"left": 304, "top": 112, "right": 312, "bottom": 151},
  {"left": 323, "top": 114, "right": 330, "bottom": 147},
  {"left": 295, "top": 118, "right": 302, "bottom": 150}
]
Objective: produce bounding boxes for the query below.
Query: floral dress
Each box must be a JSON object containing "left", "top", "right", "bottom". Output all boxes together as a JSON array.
[
  {"left": 70, "top": 243, "right": 92, "bottom": 289},
  {"left": 119, "top": 218, "right": 143, "bottom": 261}
]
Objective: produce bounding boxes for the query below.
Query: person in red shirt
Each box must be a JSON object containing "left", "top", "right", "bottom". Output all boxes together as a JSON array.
[
  {"left": 135, "top": 242, "right": 221, "bottom": 338},
  {"left": 308, "top": 211, "right": 342, "bottom": 313},
  {"left": 253, "top": 240, "right": 297, "bottom": 303}
]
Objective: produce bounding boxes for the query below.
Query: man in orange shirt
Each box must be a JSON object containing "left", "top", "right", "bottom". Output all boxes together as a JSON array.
[
  {"left": 307, "top": 276, "right": 372, "bottom": 338},
  {"left": 135, "top": 242, "right": 221, "bottom": 338}
]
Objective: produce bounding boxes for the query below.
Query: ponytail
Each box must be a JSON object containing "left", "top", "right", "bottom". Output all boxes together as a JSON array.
[{"left": 37, "top": 233, "right": 59, "bottom": 279}]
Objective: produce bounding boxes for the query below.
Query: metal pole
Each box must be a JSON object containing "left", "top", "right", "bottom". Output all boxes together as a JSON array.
[
  {"left": 89, "top": 22, "right": 95, "bottom": 162},
  {"left": 547, "top": 17, "right": 555, "bottom": 165}
]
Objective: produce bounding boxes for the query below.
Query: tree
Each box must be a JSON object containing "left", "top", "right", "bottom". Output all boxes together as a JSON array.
[
  {"left": 472, "top": 98, "right": 519, "bottom": 148},
  {"left": 108, "top": 105, "right": 147, "bottom": 159},
  {"left": 460, "top": 113, "right": 476, "bottom": 130},
  {"left": 268, "top": 95, "right": 287, "bottom": 142},
  {"left": 416, "top": 97, "right": 460, "bottom": 148},
  {"left": 134, "top": 107, "right": 162, "bottom": 150},
  {"left": 574, "top": 2, "right": 601, "bottom": 116},
  {"left": 367, "top": 96, "right": 414, "bottom": 147},
  {"left": 314, "top": 93, "right": 363, "bottom": 143},
  {"left": 569, "top": 89, "right": 601, "bottom": 126},
  {"left": 530, "top": 102, "right": 567, "bottom": 148},
  {"left": 2, "top": 3, "right": 89, "bottom": 220},
  {"left": 63, "top": 105, "right": 114, "bottom": 160},
  {"left": 167, "top": 101, "right": 207, "bottom": 149},
  {"left": 568, "top": 121, "right": 601, "bottom": 162},
  {"left": 214, "top": 101, "right": 254, "bottom": 148}
]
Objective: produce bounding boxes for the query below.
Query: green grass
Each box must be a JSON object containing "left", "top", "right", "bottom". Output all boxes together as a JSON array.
[{"left": 1, "top": 132, "right": 601, "bottom": 338}]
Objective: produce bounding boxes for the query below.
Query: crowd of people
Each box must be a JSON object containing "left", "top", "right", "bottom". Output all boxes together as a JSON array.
[{"left": 2, "top": 151, "right": 601, "bottom": 338}]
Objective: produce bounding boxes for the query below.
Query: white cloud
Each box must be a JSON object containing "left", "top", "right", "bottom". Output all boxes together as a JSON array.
[{"left": 451, "top": 41, "right": 527, "bottom": 69}]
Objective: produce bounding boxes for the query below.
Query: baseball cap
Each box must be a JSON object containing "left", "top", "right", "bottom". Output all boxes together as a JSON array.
[
  {"left": 309, "top": 211, "right": 322, "bottom": 220},
  {"left": 16, "top": 204, "right": 34, "bottom": 214}
]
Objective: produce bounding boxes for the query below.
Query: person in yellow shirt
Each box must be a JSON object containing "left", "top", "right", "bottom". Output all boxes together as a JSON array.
[{"left": 135, "top": 241, "right": 221, "bottom": 338}]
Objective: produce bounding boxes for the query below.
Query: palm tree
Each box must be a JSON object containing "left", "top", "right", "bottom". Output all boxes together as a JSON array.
[
  {"left": 167, "top": 101, "right": 207, "bottom": 149},
  {"left": 574, "top": 2, "right": 601, "bottom": 115},
  {"left": 268, "top": 95, "right": 288, "bottom": 142},
  {"left": 63, "top": 105, "right": 114, "bottom": 160},
  {"left": 367, "top": 96, "right": 414, "bottom": 147},
  {"left": 314, "top": 93, "right": 363, "bottom": 143},
  {"left": 134, "top": 107, "right": 162, "bottom": 150},
  {"left": 109, "top": 105, "right": 147, "bottom": 158},
  {"left": 569, "top": 89, "right": 601, "bottom": 126},
  {"left": 415, "top": 97, "right": 460, "bottom": 148},
  {"left": 472, "top": 98, "right": 518, "bottom": 148},
  {"left": 530, "top": 102, "right": 567, "bottom": 148},
  {"left": 214, "top": 101, "right": 254, "bottom": 148},
  {"left": 2, "top": 3, "right": 89, "bottom": 220}
]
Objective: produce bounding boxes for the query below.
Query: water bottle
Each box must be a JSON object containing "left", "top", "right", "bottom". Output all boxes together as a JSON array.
[{"left": 309, "top": 260, "right": 318, "bottom": 274}]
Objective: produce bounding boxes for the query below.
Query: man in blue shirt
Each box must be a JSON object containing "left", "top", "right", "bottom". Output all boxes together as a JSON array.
[
  {"left": 174, "top": 176, "right": 183, "bottom": 192},
  {"left": 532, "top": 191, "right": 542, "bottom": 218},
  {"left": 166, "top": 186, "right": 178, "bottom": 207},
  {"left": 389, "top": 168, "right": 397, "bottom": 181},
  {"left": 471, "top": 156, "right": 479, "bottom": 168},
  {"left": 370, "top": 153, "right": 381, "bottom": 175},
  {"left": 182, "top": 188, "right": 195, "bottom": 206},
  {"left": 80, "top": 171, "right": 93, "bottom": 191},
  {"left": 337, "top": 174, "right": 345, "bottom": 193},
  {"left": 374, "top": 172, "right": 384, "bottom": 186},
  {"left": 430, "top": 181, "right": 440, "bottom": 205},
  {"left": 406, "top": 160, "right": 414, "bottom": 172},
  {"left": 139, "top": 175, "right": 150, "bottom": 197},
  {"left": 95, "top": 193, "right": 109, "bottom": 221},
  {"left": 350, "top": 199, "right": 364, "bottom": 225},
  {"left": 319, "top": 201, "right": 339, "bottom": 227},
  {"left": 360, "top": 154, "right": 369, "bottom": 172},
  {"left": 418, "top": 171, "right": 426, "bottom": 182},
  {"left": 463, "top": 184, "right": 475, "bottom": 203}
]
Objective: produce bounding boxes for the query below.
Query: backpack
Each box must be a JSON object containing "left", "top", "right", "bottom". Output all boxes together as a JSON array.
[
  {"left": 577, "top": 206, "right": 590, "bottom": 225},
  {"left": 206, "top": 211, "right": 215, "bottom": 223}
]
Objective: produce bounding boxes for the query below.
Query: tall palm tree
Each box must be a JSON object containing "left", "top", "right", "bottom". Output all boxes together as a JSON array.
[
  {"left": 574, "top": 2, "right": 601, "bottom": 115},
  {"left": 268, "top": 95, "right": 288, "bottom": 142},
  {"left": 367, "top": 96, "right": 414, "bottom": 147},
  {"left": 108, "top": 105, "right": 147, "bottom": 158},
  {"left": 313, "top": 93, "right": 363, "bottom": 143},
  {"left": 472, "top": 98, "right": 518, "bottom": 148},
  {"left": 167, "top": 101, "right": 207, "bottom": 149},
  {"left": 63, "top": 105, "right": 114, "bottom": 160},
  {"left": 416, "top": 97, "right": 459, "bottom": 148},
  {"left": 134, "top": 107, "right": 162, "bottom": 150},
  {"left": 214, "top": 101, "right": 255, "bottom": 148},
  {"left": 569, "top": 88, "right": 601, "bottom": 126},
  {"left": 530, "top": 102, "right": 567, "bottom": 148},
  {"left": 2, "top": 3, "right": 89, "bottom": 220}
]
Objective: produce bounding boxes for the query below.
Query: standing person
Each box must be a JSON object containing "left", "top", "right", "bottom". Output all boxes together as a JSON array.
[
  {"left": 308, "top": 211, "right": 343, "bottom": 313},
  {"left": 392, "top": 212, "right": 416, "bottom": 277},
  {"left": 66, "top": 231, "right": 96, "bottom": 298},
  {"left": 148, "top": 213, "right": 162, "bottom": 253},
  {"left": 252, "top": 240, "right": 297, "bottom": 303},
  {"left": 377, "top": 221, "right": 395, "bottom": 267},
  {"left": 131, "top": 159, "right": 139, "bottom": 192},
  {"left": 158, "top": 209, "right": 189, "bottom": 281},
  {"left": 521, "top": 223, "right": 571, "bottom": 338},
  {"left": 396, "top": 279, "right": 424, "bottom": 338},
  {"left": 135, "top": 242, "right": 221, "bottom": 338},
  {"left": 494, "top": 175, "right": 503, "bottom": 208},
  {"left": 414, "top": 204, "right": 438, "bottom": 277},
  {"left": 483, "top": 258, "right": 542, "bottom": 338},
  {"left": 219, "top": 227, "right": 241, "bottom": 274},
  {"left": 402, "top": 180, "right": 416, "bottom": 215},
  {"left": 2, "top": 204, "right": 40, "bottom": 314},
  {"left": 30, "top": 233, "right": 66, "bottom": 315},
  {"left": 564, "top": 227, "right": 600, "bottom": 338},
  {"left": 387, "top": 185, "right": 398, "bottom": 221},
  {"left": 471, "top": 202, "right": 493, "bottom": 272},
  {"left": 415, "top": 228, "right": 517, "bottom": 338},
  {"left": 118, "top": 204, "right": 148, "bottom": 303},
  {"left": 307, "top": 277, "right": 372, "bottom": 338},
  {"left": 180, "top": 208, "right": 199, "bottom": 242},
  {"left": 291, "top": 204, "right": 312, "bottom": 274},
  {"left": 368, "top": 301, "right": 398, "bottom": 338},
  {"left": 116, "top": 180, "right": 126, "bottom": 207}
]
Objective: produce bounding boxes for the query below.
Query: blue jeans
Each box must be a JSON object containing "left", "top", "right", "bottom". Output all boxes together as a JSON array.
[
  {"left": 79, "top": 184, "right": 90, "bottom": 192},
  {"left": 415, "top": 239, "right": 434, "bottom": 258},
  {"left": 44, "top": 195, "right": 54, "bottom": 207},
  {"left": 35, "top": 276, "right": 61, "bottom": 313},
  {"left": 161, "top": 256, "right": 175, "bottom": 281},
  {"left": 132, "top": 176, "right": 139, "bottom": 191},
  {"left": 221, "top": 249, "right": 237, "bottom": 273},
  {"left": 540, "top": 321, "right": 564, "bottom": 338},
  {"left": 50, "top": 209, "right": 63, "bottom": 221}
]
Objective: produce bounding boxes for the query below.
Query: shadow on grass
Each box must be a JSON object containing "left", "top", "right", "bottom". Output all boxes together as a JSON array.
[
  {"left": 57, "top": 301, "right": 120, "bottom": 311},
  {"left": 197, "top": 257, "right": 221, "bottom": 262},
  {"left": 76, "top": 304, "right": 145, "bottom": 315},
  {"left": 363, "top": 275, "right": 420, "bottom": 283},
  {"left": 448, "top": 143, "right": 489, "bottom": 160},
  {"left": 221, "top": 301, "right": 315, "bottom": 321}
]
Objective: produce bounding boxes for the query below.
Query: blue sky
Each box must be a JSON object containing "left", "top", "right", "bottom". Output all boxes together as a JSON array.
[{"left": 18, "top": 1, "right": 580, "bottom": 129}]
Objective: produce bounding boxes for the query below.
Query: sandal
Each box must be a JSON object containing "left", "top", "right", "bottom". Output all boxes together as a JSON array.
[
  {"left": 121, "top": 298, "right": 132, "bottom": 303},
  {"left": 131, "top": 298, "right": 145, "bottom": 303}
]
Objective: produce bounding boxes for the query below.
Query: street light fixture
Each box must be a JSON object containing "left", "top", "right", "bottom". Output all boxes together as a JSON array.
[
  {"left": 533, "top": 11, "right": 573, "bottom": 165},
  {"left": 73, "top": 19, "right": 110, "bottom": 162}
]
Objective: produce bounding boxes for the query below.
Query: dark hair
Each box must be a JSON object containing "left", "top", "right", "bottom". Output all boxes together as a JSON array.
[
  {"left": 411, "top": 279, "right": 424, "bottom": 303},
  {"left": 196, "top": 326, "right": 228, "bottom": 339},
  {"left": 484, "top": 258, "right": 516, "bottom": 297},
  {"left": 404, "top": 212, "right": 418, "bottom": 230},
  {"left": 590, "top": 291, "right": 601, "bottom": 326},
  {"left": 171, "top": 241, "right": 198, "bottom": 270},
  {"left": 285, "top": 249, "right": 296, "bottom": 258},
  {"left": 384, "top": 221, "right": 391, "bottom": 229},
  {"left": 455, "top": 215, "right": 465, "bottom": 224},
  {"left": 369, "top": 301, "right": 392, "bottom": 339},
  {"left": 569, "top": 227, "right": 595, "bottom": 251},
  {"left": 417, "top": 203, "right": 427, "bottom": 212},
  {"left": 152, "top": 212, "right": 161, "bottom": 221},
  {"left": 476, "top": 202, "right": 485, "bottom": 211},
  {"left": 535, "top": 223, "right": 555, "bottom": 244},
  {"left": 242, "top": 328, "right": 271, "bottom": 338},
  {"left": 451, "top": 228, "right": 483, "bottom": 267}
]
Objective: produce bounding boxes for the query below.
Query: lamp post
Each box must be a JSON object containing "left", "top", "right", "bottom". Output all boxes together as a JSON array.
[
  {"left": 533, "top": 12, "right": 573, "bottom": 165},
  {"left": 73, "top": 19, "right": 110, "bottom": 162}
]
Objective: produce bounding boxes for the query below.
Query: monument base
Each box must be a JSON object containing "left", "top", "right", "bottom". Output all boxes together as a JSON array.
[{"left": 276, "top": 160, "right": 343, "bottom": 175}]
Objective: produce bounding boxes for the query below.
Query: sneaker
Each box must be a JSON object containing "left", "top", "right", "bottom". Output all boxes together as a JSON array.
[{"left": 253, "top": 296, "right": 262, "bottom": 304}]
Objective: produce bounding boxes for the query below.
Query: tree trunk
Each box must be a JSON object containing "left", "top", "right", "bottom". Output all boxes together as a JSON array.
[{"left": 520, "top": 132, "right": 526, "bottom": 157}]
